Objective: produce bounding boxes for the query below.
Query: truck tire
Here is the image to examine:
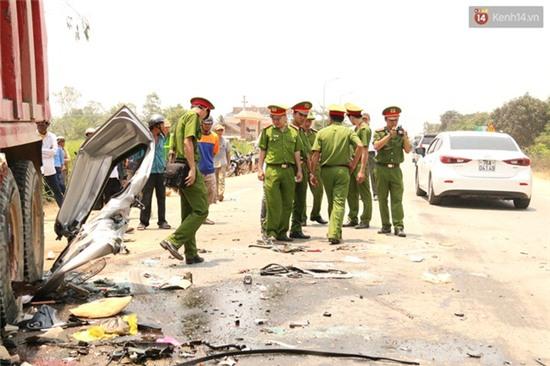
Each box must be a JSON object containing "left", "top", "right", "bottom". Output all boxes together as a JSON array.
[
  {"left": 0, "top": 170, "right": 24, "bottom": 329},
  {"left": 10, "top": 161, "right": 45, "bottom": 282}
]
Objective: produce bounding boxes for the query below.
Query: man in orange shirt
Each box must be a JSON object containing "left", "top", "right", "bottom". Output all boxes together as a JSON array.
[{"left": 198, "top": 116, "right": 219, "bottom": 224}]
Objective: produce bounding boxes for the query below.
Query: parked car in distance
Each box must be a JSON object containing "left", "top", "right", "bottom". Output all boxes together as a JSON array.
[
  {"left": 414, "top": 131, "right": 532, "bottom": 209},
  {"left": 412, "top": 133, "right": 437, "bottom": 163}
]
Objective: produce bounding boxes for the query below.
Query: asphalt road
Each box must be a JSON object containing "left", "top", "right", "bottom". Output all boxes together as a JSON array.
[{"left": 31, "top": 161, "right": 550, "bottom": 365}]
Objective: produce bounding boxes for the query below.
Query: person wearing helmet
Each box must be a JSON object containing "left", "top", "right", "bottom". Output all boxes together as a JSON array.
[{"left": 137, "top": 114, "right": 171, "bottom": 230}]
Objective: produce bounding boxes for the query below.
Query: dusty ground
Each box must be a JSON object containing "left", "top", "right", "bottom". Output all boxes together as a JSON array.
[{"left": 10, "top": 162, "right": 550, "bottom": 365}]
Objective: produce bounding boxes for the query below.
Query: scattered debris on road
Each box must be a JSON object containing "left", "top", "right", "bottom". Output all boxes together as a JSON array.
[
  {"left": 422, "top": 271, "right": 451, "bottom": 284},
  {"left": 69, "top": 296, "right": 132, "bottom": 318},
  {"left": 260, "top": 263, "right": 352, "bottom": 279}
]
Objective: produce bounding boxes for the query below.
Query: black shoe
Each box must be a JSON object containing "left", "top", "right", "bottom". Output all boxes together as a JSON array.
[
  {"left": 311, "top": 216, "right": 328, "bottom": 225},
  {"left": 329, "top": 238, "right": 341, "bottom": 245},
  {"left": 276, "top": 235, "right": 294, "bottom": 242},
  {"left": 378, "top": 227, "right": 391, "bottom": 234},
  {"left": 394, "top": 228, "right": 407, "bottom": 237},
  {"left": 158, "top": 222, "right": 171, "bottom": 229},
  {"left": 355, "top": 222, "right": 370, "bottom": 229},
  {"left": 185, "top": 255, "right": 205, "bottom": 265},
  {"left": 159, "top": 240, "right": 184, "bottom": 260},
  {"left": 290, "top": 232, "right": 311, "bottom": 239},
  {"left": 343, "top": 221, "right": 358, "bottom": 227}
]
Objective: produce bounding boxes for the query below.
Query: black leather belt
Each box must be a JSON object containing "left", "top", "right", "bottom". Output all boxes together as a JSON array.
[{"left": 376, "top": 162, "right": 400, "bottom": 168}]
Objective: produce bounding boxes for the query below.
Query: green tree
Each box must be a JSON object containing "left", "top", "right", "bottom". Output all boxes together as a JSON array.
[
  {"left": 162, "top": 104, "right": 187, "bottom": 128},
  {"left": 491, "top": 94, "right": 548, "bottom": 147},
  {"left": 54, "top": 86, "right": 81, "bottom": 115},
  {"left": 142, "top": 92, "right": 162, "bottom": 121},
  {"left": 423, "top": 121, "right": 440, "bottom": 133},
  {"left": 439, "top": 110, "right": 462, "bottom": 131}
]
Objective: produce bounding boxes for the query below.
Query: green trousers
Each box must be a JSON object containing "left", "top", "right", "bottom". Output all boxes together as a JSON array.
[
  {"left": 308, "top": 167, "right": 324, "bottom": 219},
  {"left": 264, "top": 165, "right": 295, "bottom": 238},
  {"left": 321, "top": 166, "right": 350, "bottom": 240},
  {"left": 168, "top": 169, "right": 208, "bottom": 258},
  {"left": 291, "top": 163, "right": 308, "bottom": 234},
  {"left": 347, "top": 166, "right": 372, "bottom": 224},
  {"left": 375, "top": 166, "right": 404, "bottom": 229}
]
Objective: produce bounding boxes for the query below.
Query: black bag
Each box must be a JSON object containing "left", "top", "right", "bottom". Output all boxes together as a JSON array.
[{"left": 164, "top": 159, "right": 190, "bottom": 189}]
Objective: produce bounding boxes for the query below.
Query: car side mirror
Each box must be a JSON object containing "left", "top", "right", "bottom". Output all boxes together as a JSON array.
[{"left": 415, "top": 147, "right": 426, "bottom": 157}]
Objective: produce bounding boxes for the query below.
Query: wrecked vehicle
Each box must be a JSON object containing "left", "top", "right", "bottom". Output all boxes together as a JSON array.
[{"left": 35, "top": 107, "right": 154, "bottom": 298}]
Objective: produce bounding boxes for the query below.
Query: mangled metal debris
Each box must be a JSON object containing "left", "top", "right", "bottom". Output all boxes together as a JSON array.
[{"left": 34, "top": 107, "right": 154, "bottom": 298}]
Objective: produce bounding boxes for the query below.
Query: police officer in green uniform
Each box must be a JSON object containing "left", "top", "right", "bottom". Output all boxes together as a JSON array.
[
  {"left": 289, "top": 101, "right": 313, "bottom": 239},
  {"left": 159, "top": 97, "right": 214, "bottom": 264},
  {"left": 258, "top": 104, "right": 303, "bottom": 242},
  {"left": 310, "top": 105, "right": 367, "bottom": 244},
  {"left": 344, "top": 103, "right": 373, "bottom": 229},
  {"left": 304, "top": 111, "right": 327, "bottom": 225},
  {"left": 373, "top": 106, "right": 412, "bottom": 237}
]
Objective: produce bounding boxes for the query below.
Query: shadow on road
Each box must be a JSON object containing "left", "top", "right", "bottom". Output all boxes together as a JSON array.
[{"left": 421, "top": 197, "right": 537, "bottom": 212}]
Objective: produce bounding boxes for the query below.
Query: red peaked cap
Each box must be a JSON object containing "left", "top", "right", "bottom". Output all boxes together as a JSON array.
[
  {"left": 329, "top": 111, "right": 346, "bottom": 118},
  {"left": 347, "top": 111, "right": 362, "bottom": 118},
  {"left": 292, "top": 101, "right": 312, "bottom": 113},
  {"left": 268, "top": 105, "right": 287, "bottom": 116},
  {"left": 382, "top": 106, "right": 401, "bottom": 117},
  {"left": 190, "top": 97, "right": 215, "bottom": 110}
]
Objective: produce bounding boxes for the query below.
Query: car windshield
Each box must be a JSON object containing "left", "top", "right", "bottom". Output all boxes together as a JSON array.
[
  {"left": 421, "top": 136, "right": 435, "bottom": 146},
  {"left": 450, "top": 136, "right": 518, "bottom": 151}
]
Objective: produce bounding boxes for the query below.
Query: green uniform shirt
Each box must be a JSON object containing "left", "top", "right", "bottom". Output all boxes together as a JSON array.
[
  {"left": 174, "top": 110, "right": 202, "bottom": 161},
  {"left": 373, "top": 128, "right": 405, "bottom": 164},
  {"left": 354, "top": 123, "right": 372, "bottom": 157},
  {"left": 259, "top": 125, "right": 302, "bottom": 165},
  {"left": 312, "top": 122, "right": 362, "bottom": 166},
  {"left": 305, "top": 128, "right": 318, "bottom": 147},
  {"left": 291, "top": 124, "right": 311, "bottom": 161}
]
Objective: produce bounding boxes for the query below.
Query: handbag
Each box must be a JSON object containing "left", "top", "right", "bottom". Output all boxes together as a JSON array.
[{"left": 164, "top": 159, "right": 190, "bottom": 189}]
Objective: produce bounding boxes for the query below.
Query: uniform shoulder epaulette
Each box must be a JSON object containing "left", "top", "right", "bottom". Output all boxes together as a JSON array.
[
  {"left": 289, "top": 124, "right": 299, "bottom": 130},
  {"left": 263, "top": 124, "right": 274, "bottom": 131},
  {"left": 311, "top": 128, "right": 318, "bottom": 133}
]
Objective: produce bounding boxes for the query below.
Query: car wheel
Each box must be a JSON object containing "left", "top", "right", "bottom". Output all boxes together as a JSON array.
[
  {"left": 415, "top": 168, "right": 426, "bottom": 197},
  {"left": 428, "top": 175, "right": 441, "bottom": 205},
  {"left": 513, "top": 198, "right": 530, "bottom": 209}
]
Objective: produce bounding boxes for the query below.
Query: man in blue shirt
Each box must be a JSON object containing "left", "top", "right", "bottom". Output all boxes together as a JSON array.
[
  {"left": 54, "top": 136, "right": 67, "bottom": 194},
  {"left": 137, "top": 114, "right": 171, "bottom": 230}
]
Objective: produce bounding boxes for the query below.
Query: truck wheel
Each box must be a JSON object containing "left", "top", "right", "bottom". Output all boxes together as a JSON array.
[
  {"left": 0, "top": 170, "right": 24, "bottom": 329},
  {"left": 11, "top": 161, "right": 44, "bottom": 282}
]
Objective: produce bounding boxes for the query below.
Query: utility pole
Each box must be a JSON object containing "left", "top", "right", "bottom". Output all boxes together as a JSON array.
[{"left": 241, "top": 96, "right": 248, "bottom": 111}]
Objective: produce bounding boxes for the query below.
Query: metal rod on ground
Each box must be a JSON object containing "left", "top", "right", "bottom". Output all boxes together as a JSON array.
[{"left": 174, "top": 348, "right": 420, "bottom": 366}]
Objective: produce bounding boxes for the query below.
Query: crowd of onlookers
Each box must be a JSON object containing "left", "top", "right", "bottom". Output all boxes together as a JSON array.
[{"left": 37, "top": 114, "right": 233, "bottom": 229}]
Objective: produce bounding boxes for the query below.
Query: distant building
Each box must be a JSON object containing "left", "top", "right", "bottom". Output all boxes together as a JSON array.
[{"left": 224, "top": 105, "right": 271, "bottom": 141}]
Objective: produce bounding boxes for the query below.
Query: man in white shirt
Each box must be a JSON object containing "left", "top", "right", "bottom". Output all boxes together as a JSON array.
[{"left": 37, "top": 121, "right": 63, "bottom": 207}]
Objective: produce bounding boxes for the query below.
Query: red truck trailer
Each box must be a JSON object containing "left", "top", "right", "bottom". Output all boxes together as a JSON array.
[{"left": 0, "top": 0, "right": 49, "bottom": 329}]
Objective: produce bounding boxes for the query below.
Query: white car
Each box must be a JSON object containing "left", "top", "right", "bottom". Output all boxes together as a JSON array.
[{"left": 415, "top": 131, "right": 532, "bottom": 209}]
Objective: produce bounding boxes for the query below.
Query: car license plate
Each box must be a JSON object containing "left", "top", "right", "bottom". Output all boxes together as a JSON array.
[{"left": 478, "top": 160, "right": 496, "bottom": 172}]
